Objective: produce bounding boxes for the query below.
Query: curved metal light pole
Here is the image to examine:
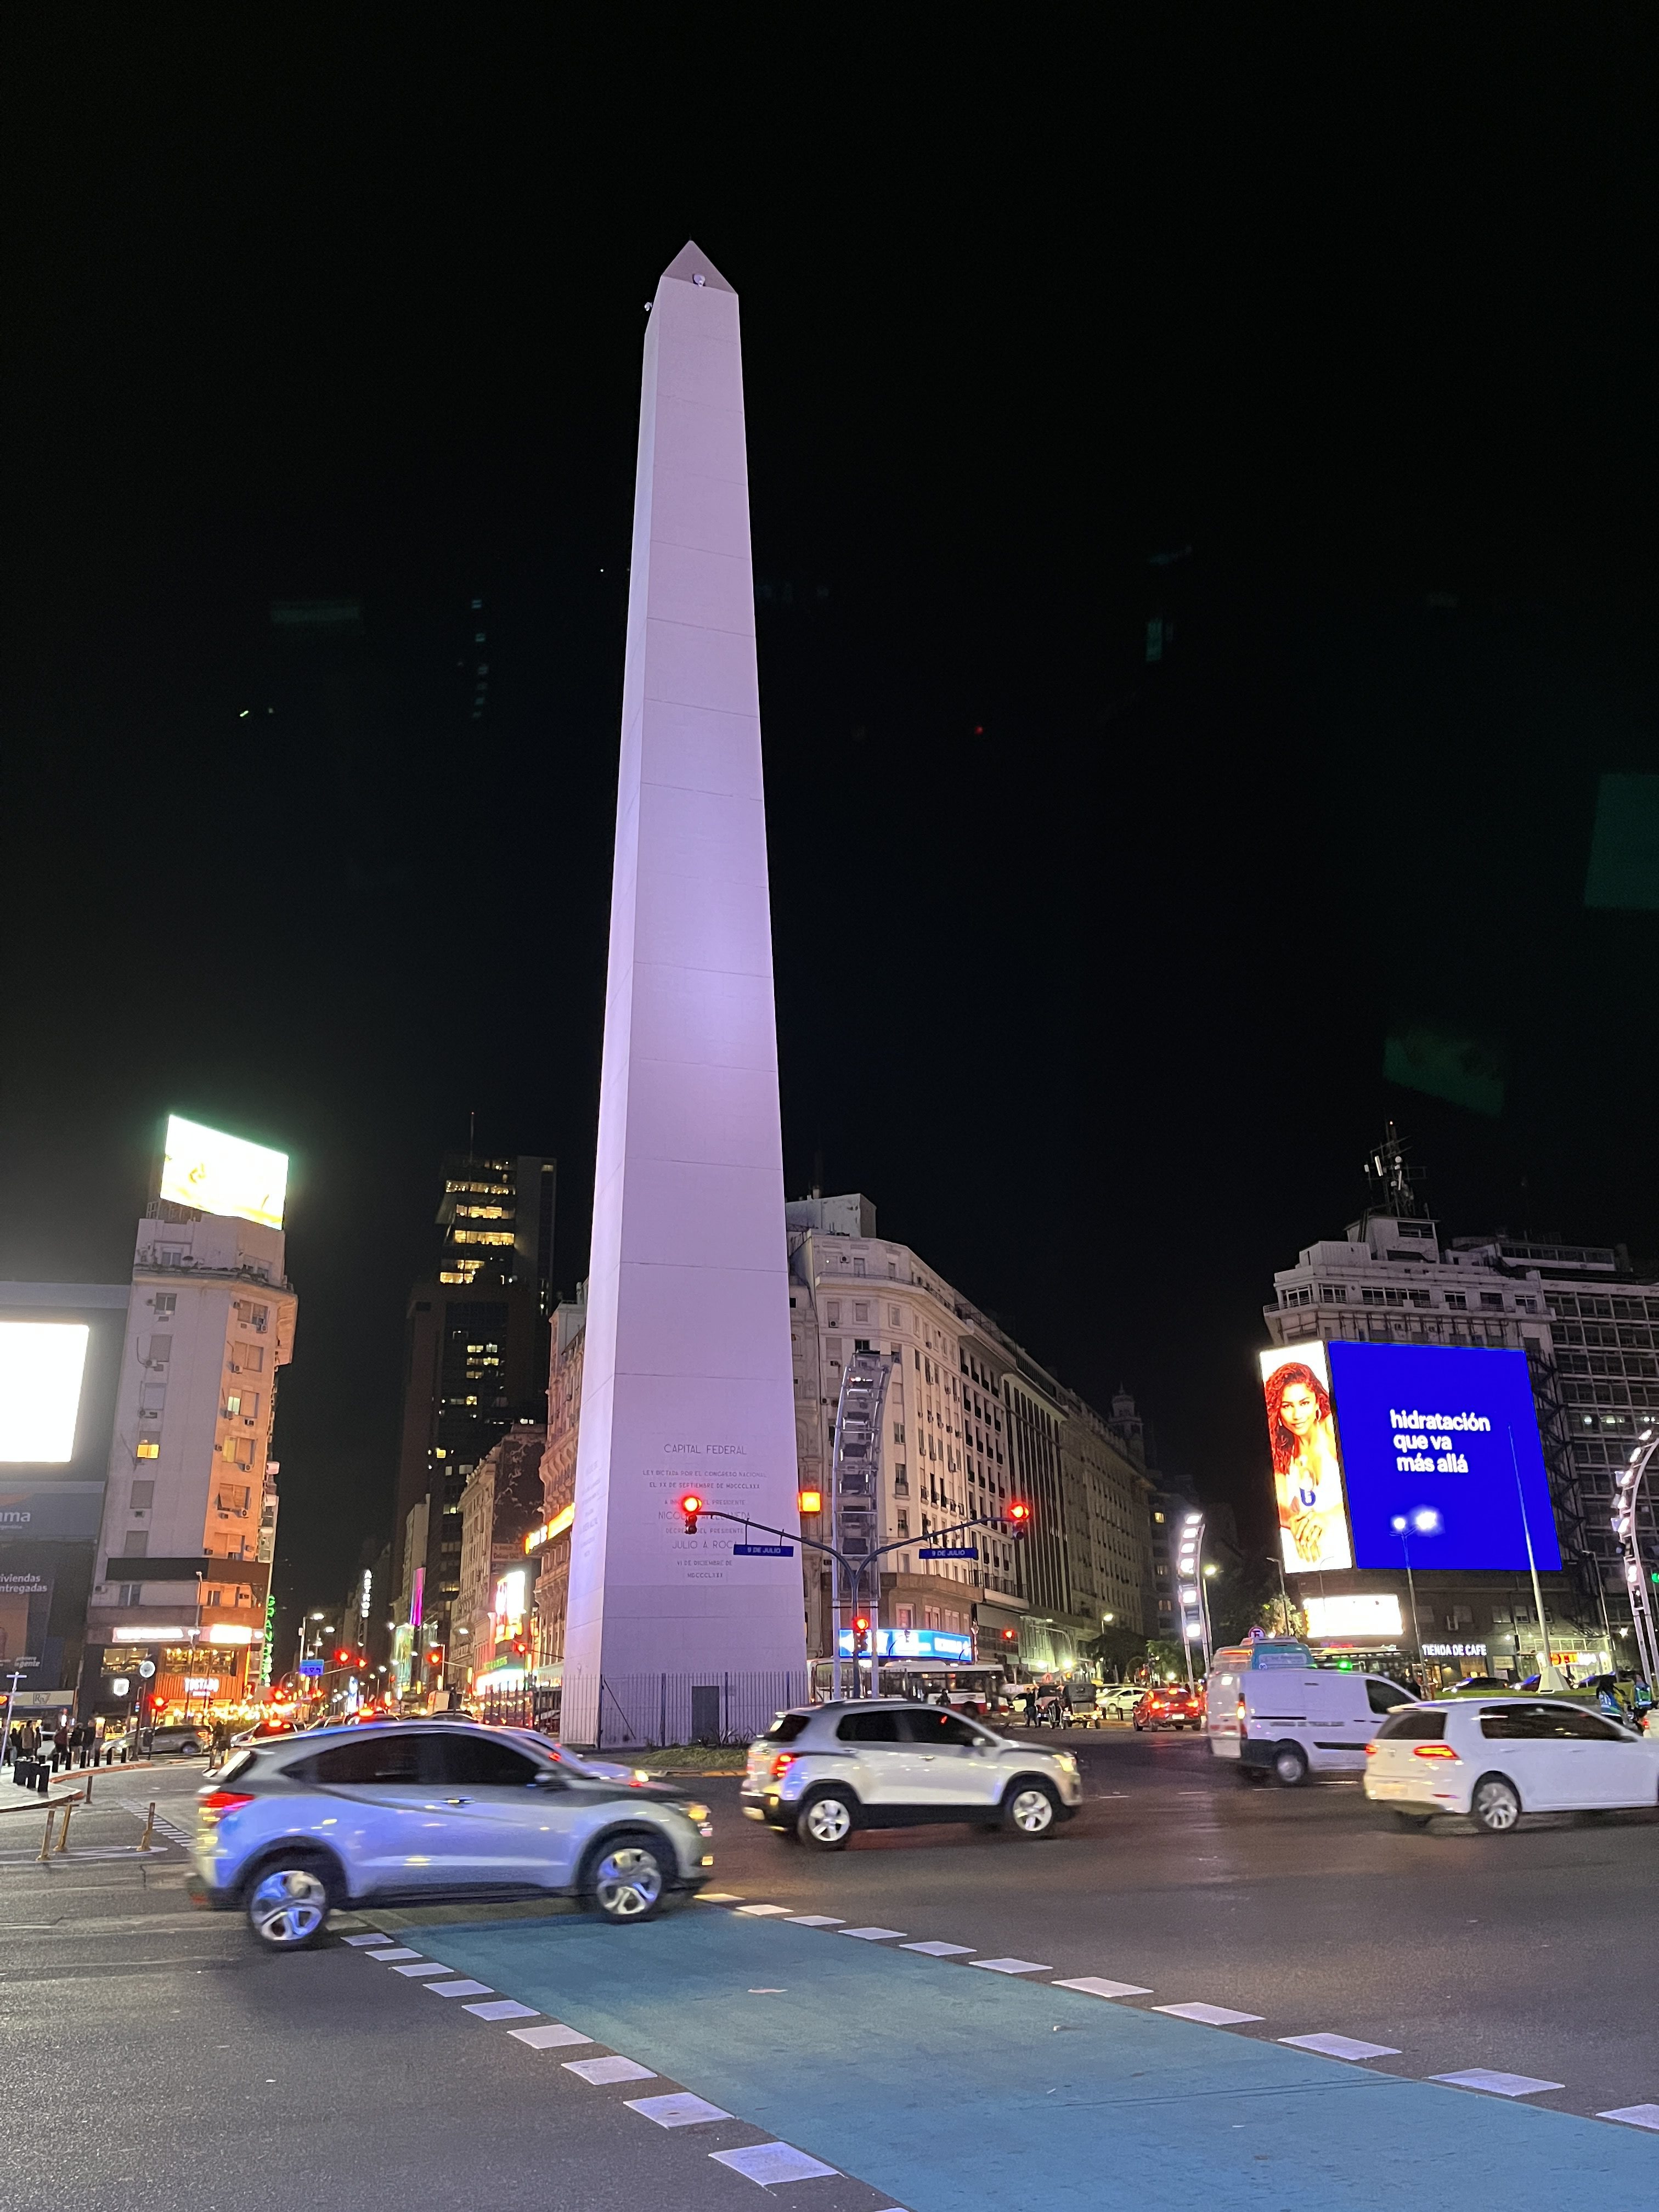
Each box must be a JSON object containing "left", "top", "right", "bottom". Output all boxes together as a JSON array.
[{"left": 1612, "top": 1423, "right": 1659, "bottom": 1695}]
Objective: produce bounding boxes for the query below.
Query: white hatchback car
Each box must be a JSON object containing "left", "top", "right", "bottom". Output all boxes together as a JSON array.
[
  {"left": 741, "top": 1700, "right": 1083, "bottom": 1847},
  {"left": 1364, "top": 1696, "right": 1659, "bottom": 1831}
]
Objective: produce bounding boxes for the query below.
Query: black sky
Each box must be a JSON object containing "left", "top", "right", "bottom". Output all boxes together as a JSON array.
[{"left": 5, "top": 15, "right": 1659, "bottom": 1653}]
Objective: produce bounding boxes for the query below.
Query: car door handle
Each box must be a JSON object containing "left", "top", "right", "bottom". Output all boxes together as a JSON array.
[{"left": 921, "top": 1756, "right": 936, "bottom": 1763}]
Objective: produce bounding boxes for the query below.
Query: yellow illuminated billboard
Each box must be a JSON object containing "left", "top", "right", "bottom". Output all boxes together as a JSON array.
[{"left": 160, "top": 1114, "right": 288, "bottom": 1229}]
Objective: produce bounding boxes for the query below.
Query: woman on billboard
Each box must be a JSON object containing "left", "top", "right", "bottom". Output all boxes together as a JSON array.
[{"left": 1265, "top": 1357, "right": 1354, "bottom": 1571}]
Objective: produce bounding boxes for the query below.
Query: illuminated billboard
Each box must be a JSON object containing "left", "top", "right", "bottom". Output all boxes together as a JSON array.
[
  {"left": 1327, "top": 1340, "right": 1559, "bottom": 1573},
  {"left": 1262, "top": 1339, "right": 1560, "bottom": 1575},
  {"left": 0, "top": 1324, "right": 90, "bottom": 1464},
  {"left": 160, "top": 1114, "right": 288, "bottom": 1229},
  {"left": 1261, "top": 1343, "right": 1354, "bottom": 1573},
  {"left": 1305, "top": 1592, "right": 1404, "bottom": 1640}
]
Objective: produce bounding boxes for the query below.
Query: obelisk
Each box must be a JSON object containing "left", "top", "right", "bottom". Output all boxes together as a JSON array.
[{"left": 562, "top": 242, "right": 808, "bottom": 1746}]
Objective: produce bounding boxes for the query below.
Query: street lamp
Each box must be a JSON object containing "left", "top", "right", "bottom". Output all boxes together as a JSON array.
[
  {"left": 1176, "top": 1514, "right": 1209, "bottom": 1681},
  {"left": 1390, "top": 1508, "right": 1440, "bottom": 1677}
]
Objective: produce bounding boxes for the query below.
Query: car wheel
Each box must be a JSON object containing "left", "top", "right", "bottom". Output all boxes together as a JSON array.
[
  {"left": 1470, "top": 1776, "right": 1522, "bottom": 1835},
  {"left": 796, "top": 1790, "right": 857, "bottom": 1850},
  {"left": 245, "top": 1857, "right": 336, "bottom": 1950},
  {"left": 1002, "top": 1780, "right": 1060, "bottom": 1837},
  {"left": 583, "top": 1832, "right": 667, "bottom": 1922},
  {"left": 1271, "top": 1743, "right": 1308, "bottom": 1788}
]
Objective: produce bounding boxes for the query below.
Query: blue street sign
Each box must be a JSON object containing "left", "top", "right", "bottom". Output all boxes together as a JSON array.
[
  {"left": 918, "top": 1546, "right": 979, "bottom": 1559},
  {"left": 298, "top": 1658, "right": 324, "bottom": 1676},
  {"left": 733, "top": 1543, "right": 794, "bottom": 1557}
]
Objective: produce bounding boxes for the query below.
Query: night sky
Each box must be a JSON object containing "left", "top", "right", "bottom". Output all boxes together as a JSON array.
[{"left": 6, "top": 18, "right": 1658, "bottom": 1656}]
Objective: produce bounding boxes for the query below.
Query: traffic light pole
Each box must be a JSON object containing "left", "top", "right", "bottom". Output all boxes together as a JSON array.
[{"left": 687, "top": 1506, "right": 1025, "bottom": 1700}]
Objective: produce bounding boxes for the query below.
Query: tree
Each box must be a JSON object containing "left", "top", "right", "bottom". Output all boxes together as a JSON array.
[
  {"left": 1205, "top": 1555, "right": 1302, "bottom": 1647},
  {"left": 1085, "top": 1623, "right": 1149, "bottom": 1679},
  {"left": 1143, "top": 1637, "right": 1186, "bottom": 1683}
]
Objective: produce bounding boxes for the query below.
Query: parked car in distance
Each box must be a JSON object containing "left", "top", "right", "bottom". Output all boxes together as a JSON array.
[
  {"left": 148, "top": 1722, "right": 209, "bottom": 1758},
  {"left": 193, "top": 1720, "right": 714, "bottom": 1949},
  {"left": 1364, "top": 1696, "right": 1659, "bottom": 1831},
  {"left": 1133, "top": 1687, "right": 1204, "bottom": 1732},
  {"left": 1096, "top": 1684, "right": 1142, "bottom": 1722},
  {"left": 741, "top": 1701, "right": 1082, "bottom": 1847}
]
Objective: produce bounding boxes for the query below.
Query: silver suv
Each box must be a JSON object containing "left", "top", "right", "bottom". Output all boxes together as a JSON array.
[
  {"left": 191, "top": 1721, "right": 713, "bottom": 1949},
  {"left": 742, "top": 1701, "right": 1082, "bottom": 1848}
]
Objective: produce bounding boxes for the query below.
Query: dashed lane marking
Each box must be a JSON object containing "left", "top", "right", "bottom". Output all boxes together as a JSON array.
[
  {"left": 465, "top": 1999, "right": 539, "bottom": 2022},
  {"left": 564, "top": 2055, "right": 657, "bottom": 2085},
  {"left": 1432, "top": 2069, "right": 1566, "bottom": 2098},
  {"left": 368, "top": 1948, "right": 424, "bottom": 1963},
  {"left": 626, "top": 2092, "right": 733, "bottom": 2128},
  {"left": 391, "top": 1961, "right": 451, "bottom": 1977},
  {"left": 509, "top": 2023, "right": 592, "bottom": 2050},
  {"left": 1053, "top": 1976, "right": 1152, "bottom": 1999},
  {"left": 710, "top": 2142, "right": 839, "bottom": 2186},
  {"left": 696, "top": 1892, "right": 745, "bottom": 1903},
  {"left": 1282, "top": 2033, "right": 1402, "bottom": 2062},
  {"left": 343, "top": 1933, "right": 396, "bottom": 1947},
  {"left": 1154, "top": 2002, "right": 1265, "bottom": 2026},
  {"left": 969, "top": 1957, "right": 1051, "bottom": 1977}
]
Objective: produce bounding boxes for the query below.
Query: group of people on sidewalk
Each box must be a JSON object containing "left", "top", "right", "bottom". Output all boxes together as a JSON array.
[{"left": 4, "top": 1718, "right": 118, "bottom": 1771}]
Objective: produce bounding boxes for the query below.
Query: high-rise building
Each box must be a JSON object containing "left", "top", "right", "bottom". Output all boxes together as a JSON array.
[
  {"left": 786, "top": 1197, "right": 1155, "bottom": 1675},
  {"left": 453, "top": 1421, "right": 545, "bottom": 1707},
  {"left": 435, "top": 1153, "right": 556, "bottom": 1308},
  {"left": 1262, "top": 1135, "right": 1637, "bottom": 1684},
  {"left": 83, "top": 1205, "right": 297, "bottom": 1723},
  {"left": 390, "top": 1151, "right": 555, "bottom": 1689}
]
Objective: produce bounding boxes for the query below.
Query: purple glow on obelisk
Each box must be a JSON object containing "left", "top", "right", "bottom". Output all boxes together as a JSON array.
[{"left": 562, "top": 242, "right": 806, "bottom": 1743}]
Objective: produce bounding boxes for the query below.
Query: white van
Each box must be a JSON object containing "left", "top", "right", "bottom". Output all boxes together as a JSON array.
[{"left": 1206, "top": 1641, "right": 1419, "bottom": 1786}]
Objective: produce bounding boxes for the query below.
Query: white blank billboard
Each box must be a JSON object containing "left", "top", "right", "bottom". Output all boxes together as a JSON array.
[{"left": 0, "top": 1323, "right": 90, "bottom": 1462}]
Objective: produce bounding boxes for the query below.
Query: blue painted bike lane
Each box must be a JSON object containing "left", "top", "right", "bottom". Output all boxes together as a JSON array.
[{"left": 411, "top": 1910, "right": 1659, "bottom": 2212}]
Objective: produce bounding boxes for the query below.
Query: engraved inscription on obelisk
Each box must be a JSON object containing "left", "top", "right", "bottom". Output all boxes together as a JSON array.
[{"left": 562, "top": 242, "right": 807, "bottom": 1742}]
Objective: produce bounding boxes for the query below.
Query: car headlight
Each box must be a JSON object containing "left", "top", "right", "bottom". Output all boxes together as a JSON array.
[
  {"left": 684, "top": 1803, "right": 710, "bottom": 1824},
  {"left": 1052, "top": 1753, "right": 1077, "bottom": 1773}
]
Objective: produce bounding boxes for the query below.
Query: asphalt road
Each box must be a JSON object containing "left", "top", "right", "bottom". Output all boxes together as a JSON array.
[{"left": 3, "top": 1733, "right": 1659, "bottom": 2212}]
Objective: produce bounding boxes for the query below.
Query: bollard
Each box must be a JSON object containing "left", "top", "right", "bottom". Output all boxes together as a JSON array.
[
  {"left": 83, "top": 1770, "right": 93, "bottom": 1805},
  {"left": 37, "top": 1811, "right": 53, "bottom": 1864},
  {"left": 138, "top": 1801, "right": 156, "bottom": 1850},
  {"left": 54, "top": 1803, "right": 73, "bottom": 1854},
  {"left": 35, "top": 1764, "right": 49, "bottom": 1797}
]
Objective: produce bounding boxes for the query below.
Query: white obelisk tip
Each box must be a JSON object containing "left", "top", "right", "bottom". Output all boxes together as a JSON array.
[{"left": 657, "top": 240, "right": 736, "bottom": 295}]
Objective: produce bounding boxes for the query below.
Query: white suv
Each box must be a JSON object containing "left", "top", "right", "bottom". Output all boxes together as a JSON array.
[{"left": 741, "top": 1701, "right": 1083, "bottom": 1848}]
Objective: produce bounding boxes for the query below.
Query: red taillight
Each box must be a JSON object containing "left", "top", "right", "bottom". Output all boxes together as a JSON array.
[
  {"left": 769, "top": 1753, "right": 795, "bottom": 1780},
  {"left": 1412, "top": 1743, "right": 1458, "bottom": 1760},
  {"left": 1364, "top": 1742, "right": 1379, "bottom": 1757},
  {"left": 198, "top": 1791, "right": 254, "bottom": 1816}
]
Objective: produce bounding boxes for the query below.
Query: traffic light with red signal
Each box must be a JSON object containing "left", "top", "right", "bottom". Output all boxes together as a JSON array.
[
  {"left": 852, "top": 1615, "right": 870, "bottom": 1654},
  {"left": 680, "top": 1493, "right": 703, "bottom": 1533},
  {"left": 1007, "top": 1500, "right": 1032, "bottom": 1540},
  {"left": 797, "top": 1486, "right": 823, "bottom": 1515}
]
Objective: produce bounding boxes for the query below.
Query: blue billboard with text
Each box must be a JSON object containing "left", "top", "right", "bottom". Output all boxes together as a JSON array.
[{"left": 1326, "top": 1340, "right": 1560, "bottom": 1572}]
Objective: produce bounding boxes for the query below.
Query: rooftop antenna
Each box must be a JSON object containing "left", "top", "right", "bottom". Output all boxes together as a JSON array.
[
  {"left": 1365, "top": 1121, "right": 1425, "bottom": 1220},
  {"left": 469, "top": 1107, "right": 476, "bottom": 1158}
]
